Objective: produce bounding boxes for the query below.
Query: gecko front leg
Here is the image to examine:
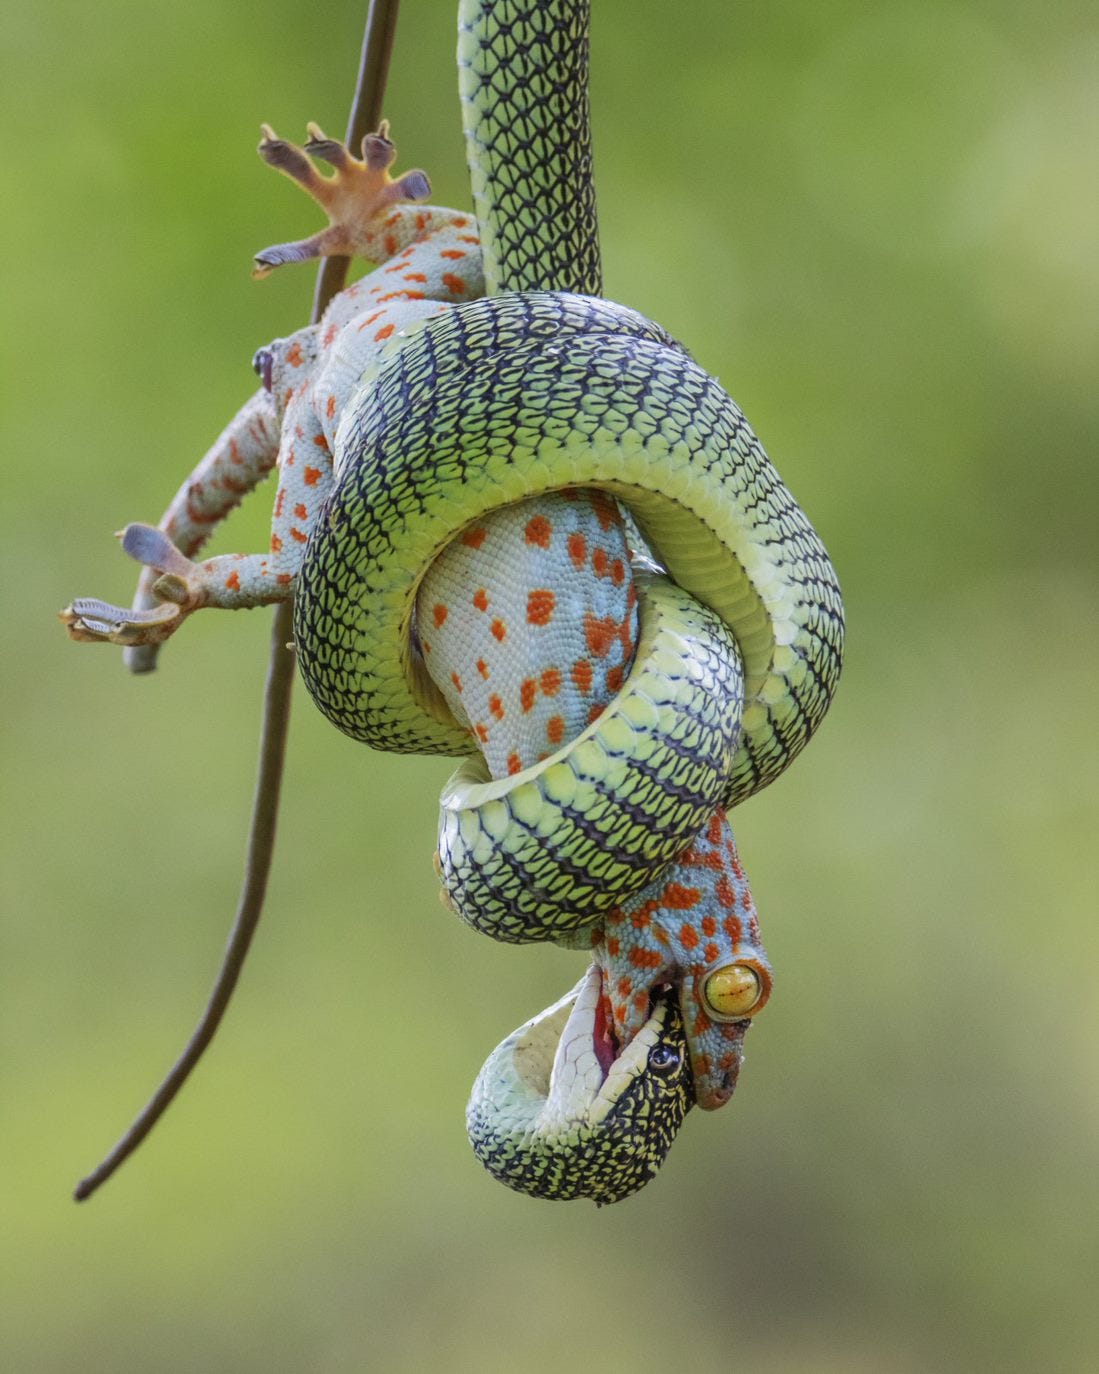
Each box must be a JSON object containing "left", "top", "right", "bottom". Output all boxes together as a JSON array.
[
  {"left": 62, "top": 120, "right": 481, "bottom": 657},
  {"left": 61, "top": 351, "right": 332, "bottom": 648}
]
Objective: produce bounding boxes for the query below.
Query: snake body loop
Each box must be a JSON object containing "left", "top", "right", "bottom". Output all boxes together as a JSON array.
[
  {"left": 436, "top": 573, "right": 744, "bottom": 941},
  {"left": 295, "top": 291, "right": 843, "bottom": 809}
]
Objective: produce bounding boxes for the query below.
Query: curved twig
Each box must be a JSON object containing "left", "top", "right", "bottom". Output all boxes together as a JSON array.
[{"left": 74, "top": 0, "right": 401, "bottom": 1203}]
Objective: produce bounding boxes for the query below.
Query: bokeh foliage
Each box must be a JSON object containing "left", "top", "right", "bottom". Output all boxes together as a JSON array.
[{"left": 1, "top": 1, "right": 1095, "bottom": 1370}]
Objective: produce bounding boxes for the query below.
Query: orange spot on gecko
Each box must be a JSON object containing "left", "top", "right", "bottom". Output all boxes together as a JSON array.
[
  {"left": 571, "top": 659, "right": 593, "bottom": 694},
  {"left": 679, "top": 924, "right": 699, "bottom": 950},
  {"left": 611, "top": 558, "right": 626, "bottom": 585},
  {"left": 286, "top": 341, "right": 304, "bottom": 368},
  {"left": 472, "top": 588, "right": 489, "bottom": 612},
  {"left": 632, "top": 901, "right": 656, "bottom": 929},
  {"left": 664, "top": 883, "right": 702, "bottom": 910},
  {"left": 714, "top": 877, "right": 736, "bottom": 908},
  {"left": 433, "top": 603, "right": 448, "bottom": 628},
  {"left": 475, "top": 723, "right": 489, "bottom": 744},
  {"left": 374, "top": 324, "right": 396, "bottom": 341},
  {"left": 527, "top": 589, "right": 556, "bottom": 625},
  {"left": 633, "top": 991, "right": 649, "bottom": 1014},
  {"left": 312, "top": 434, "right": 329, "bottom": 450},
  {"left": 546, "top": 715, "right": 565, "bottom": 746},
  {"left": 629, "top": 948, "right": 664, "bottom": 969},
  {"left": 225, "top": 570, "right": 240, "bottom": 591},
  {"left": 461, "top": 526, "right": 487, "bottom": 549},
  {"left": 383, "top": 234, "right": 397, "bottom": 256},
  {"left": 520, "top": 679, "right": 537, "bottom": 713},
  {"left": 290, "top": 527, "right": 308, "bottom": 544},
  {"left": 605, "top": 665, "right": 624, "bottom": 693},
  {"left": 276, "top": 573, "right": 292, "bottom": 586},
  {"left": 567, "top": 532, "right": 587, "bottom": 568},
  {"left": 476, "top": 659, "right": 489, "bottom": 679},
  {"left": 326, "top": 395, "right": 336, "bottom": 420},
  {"left": 589, "top": 491, "right": 619, "bottom": 530},
  {"left": 701, "top": 915, "right": 717, "bottom": 938},
  {"left": 592, "top": 547, "right": 609, "bottom": 577},
  {"left": 584, "top": 613, "right": 617, "bottom": 658},
  {"left": 304, "top": 466, "right": 322, "bottom": 486},
  {"left": 440, "top": 249, "right": 466, "bottom": 260},
  {"left": 442, "top": 273, "right": 466, "bottom": 294},
  {"left": 507, "top": 753, "right": 522, "bottom": 775},
  {"left": 704, "top": 942, "right": 720, "bottom": 964},
  {"left": 540, "top": 668, "right": 561, "bottom": 696},
  {"left": 270, "top": 533, "right": 283, "bottom": 553},
  {"left": 525, "top": 515, "right": 552, "bottom": 548},
  {"left": 484, "top": 694, "right": 503, "bottom": 723},
  {"left": 450, "top": 671, "right": 462, "bottom": 693},
  {"left": 587, "top": 703, "right": 605, "bottom": 725},
  {"left": 294, "top": 503, "right": 307, "bottom": 520},
  {"left": 275, "top": 489, "right": 286, "bottom": 518},
  {"left": 404, "top": 272, "right": 428, "bottom": 283},
  {"left": 606, "top": 936, "right": 621, "bottom": 957},
  {"left": 490, "top": 619, "right": 506, "bottom": 641}
]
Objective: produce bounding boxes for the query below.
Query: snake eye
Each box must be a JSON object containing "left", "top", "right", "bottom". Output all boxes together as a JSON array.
[
  {"left": 252, "top": 345, "right": 274, "bottom": 393},
  {"left": 647, "top": 1044, "right": 680, "bottom": 1077},
  {"left": 702, "top": 962, "right": 770, "bottom": 1021}
]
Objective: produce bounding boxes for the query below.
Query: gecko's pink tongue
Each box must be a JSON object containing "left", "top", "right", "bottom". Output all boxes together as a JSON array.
[{"left": 592, "top": 989, "right": 619, "bottom": 1079}]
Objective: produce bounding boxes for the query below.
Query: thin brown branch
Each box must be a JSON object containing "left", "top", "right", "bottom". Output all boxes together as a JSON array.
[{"left": 74, "top": 0, "right": 401, "bottom": 1203}]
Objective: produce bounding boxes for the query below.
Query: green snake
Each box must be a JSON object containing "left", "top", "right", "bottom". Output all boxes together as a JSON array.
[{"left": 289, "top": 0, "right": 842, "bottom": 1198}]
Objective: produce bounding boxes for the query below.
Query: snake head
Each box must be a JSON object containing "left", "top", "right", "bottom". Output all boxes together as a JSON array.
[{"left": 467, "top": 963, "right": 693, "bottom": 1205}]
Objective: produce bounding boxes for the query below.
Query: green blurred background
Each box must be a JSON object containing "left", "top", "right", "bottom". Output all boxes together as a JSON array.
[{"left": 2, "top": 0, "right": 1095, "bottom": 1369}]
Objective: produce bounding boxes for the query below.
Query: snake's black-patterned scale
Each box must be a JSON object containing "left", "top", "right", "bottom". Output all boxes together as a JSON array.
[{"left": 458, "top": 0, "right": 601, "bottom": 296}]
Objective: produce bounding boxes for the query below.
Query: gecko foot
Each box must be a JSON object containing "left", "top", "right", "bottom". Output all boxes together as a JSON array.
[
  {"left": 253, "top": 120, "right": 431, "bottom": 278},
  {"left": 61, "top": 597, "right": 181, "bottom": 646},
  {"left": 60, "top": 525, "right": 205, "bottom": 647}
]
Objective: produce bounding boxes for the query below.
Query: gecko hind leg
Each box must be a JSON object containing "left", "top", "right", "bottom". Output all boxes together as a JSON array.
[{"left": 253, "top": 121, "right": 430, "bottom": 278}]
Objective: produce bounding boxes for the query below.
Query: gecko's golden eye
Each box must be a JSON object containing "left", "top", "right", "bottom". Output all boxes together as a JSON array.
[{"left": 702, "top": 963, "right": 770, "bottom": 1021}]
